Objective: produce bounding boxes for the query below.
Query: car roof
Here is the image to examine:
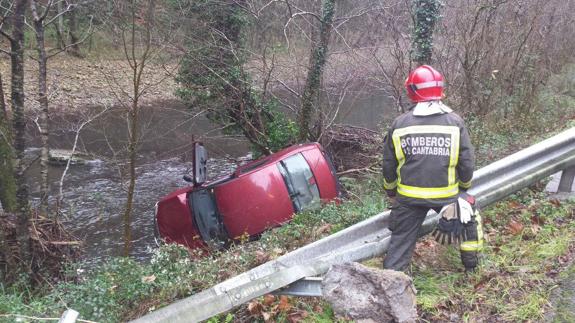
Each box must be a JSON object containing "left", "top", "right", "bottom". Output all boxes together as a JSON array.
[{"left": 233, "top": 142, "right": 321, "bottom": 176}]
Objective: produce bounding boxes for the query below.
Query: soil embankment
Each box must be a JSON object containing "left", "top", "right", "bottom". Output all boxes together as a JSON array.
[{"left": 0, "top": 54, "right": 179, "bottom": 112}]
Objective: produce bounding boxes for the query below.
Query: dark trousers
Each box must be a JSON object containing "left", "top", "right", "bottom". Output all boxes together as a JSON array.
[{"left": 383, "top": 203, "right": 439, "bottom": 271}]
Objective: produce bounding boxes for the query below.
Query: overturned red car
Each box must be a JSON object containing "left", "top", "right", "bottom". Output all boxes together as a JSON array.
[{"left": 155, "top": 142, "right": 341, "bottom": 250}]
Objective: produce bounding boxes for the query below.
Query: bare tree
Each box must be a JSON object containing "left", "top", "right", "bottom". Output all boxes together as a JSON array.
[
  {"left": 28, "top": 0, "right": 92, "bottom": 215},
  {"left": 30, "top": 0, "right": 52, "bottom": 214},
  {"left": 100, "top": 0, "right": 180, "bottom": 256},
  {"left": 0, "top": 70, "right": 16, "bottom": 283},
  {"left": 66, "top": 1, "right": 82, "bottom": 57},
  {"left": 0, "top": 72, "right": 16, "bottom": 212},
  {"left": 56, "top": 106, "right": 110, "bottom": 210},
  {"left": 0, "top": 0, "right": 33, "bottom": 279}
]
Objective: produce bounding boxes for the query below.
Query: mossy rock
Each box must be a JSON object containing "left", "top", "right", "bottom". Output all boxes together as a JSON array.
[{"left": 48, "top": 149, "right": 91, "bottom": 166}]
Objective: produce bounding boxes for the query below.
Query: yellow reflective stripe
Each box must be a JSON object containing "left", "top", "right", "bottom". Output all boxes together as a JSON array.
[
  {"left": 391, "top": 132, "right": 405, "bottom": 186},
  {"left": 449, "top": 128, "right": 460, "bottom": 186},
  {"left": 392, "top": 125, "right": 460, "bottom": 187},
  {"left": 460, "top": 240, "right": 484, "bottom": 251},
  {"left": 459, "top": 179, "right": 472, "bottom": 189},
  {"left": 383, "top": 178, "right": 397, "bottom": 190},
  {"left": 476, "top": 211, "right": 484, "bottom": 241},
  {"left": 397, "top": 183, "right": 459, "bottom": 199}
]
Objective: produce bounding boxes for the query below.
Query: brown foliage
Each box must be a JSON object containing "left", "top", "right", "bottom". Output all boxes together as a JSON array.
[{"left": 0, "top": 211, "right": 80, "bottom": 285}]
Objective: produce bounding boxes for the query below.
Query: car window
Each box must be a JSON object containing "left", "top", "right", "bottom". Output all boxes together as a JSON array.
[{"left": 278, "top": 153, "right": 321, "bottom": 212}]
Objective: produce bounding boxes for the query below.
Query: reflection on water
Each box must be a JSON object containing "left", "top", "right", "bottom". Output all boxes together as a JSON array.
[{"left": 24, "top": 92, "right": 395, "bottom": 262}]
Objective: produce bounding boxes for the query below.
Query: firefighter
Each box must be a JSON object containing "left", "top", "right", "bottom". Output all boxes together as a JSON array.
[{"left": 382, "top": 65, "right": 481, "bottom": 272}]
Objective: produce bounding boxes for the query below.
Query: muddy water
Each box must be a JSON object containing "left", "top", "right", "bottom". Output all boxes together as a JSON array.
[{"left": 25, "top": 93, "right": 395, "bottom": 262}]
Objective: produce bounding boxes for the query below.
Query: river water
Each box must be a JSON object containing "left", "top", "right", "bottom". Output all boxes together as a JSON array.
[{"left": 25, "top": 93, "right": 395, "bottom": 262}]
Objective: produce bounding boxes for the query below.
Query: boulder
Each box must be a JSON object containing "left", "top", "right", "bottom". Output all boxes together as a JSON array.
[
  {"left": 322, "top": 262, "right": 417, "bottom": 323},
  {"left": 48, "top": 149, "right": 90, "bottom": 166}
]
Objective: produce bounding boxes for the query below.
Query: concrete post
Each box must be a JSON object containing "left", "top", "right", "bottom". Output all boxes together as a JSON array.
[{"left": 558, "top": 166, "right": 575, "bottom": 192}]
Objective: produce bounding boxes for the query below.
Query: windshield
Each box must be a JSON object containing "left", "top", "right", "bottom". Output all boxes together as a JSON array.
[
  {"left": 189, "top": 189, "right": 228, "bottom": 250},
  {"left": 278, "top": 153, "right": 321, "bottom": 212}
]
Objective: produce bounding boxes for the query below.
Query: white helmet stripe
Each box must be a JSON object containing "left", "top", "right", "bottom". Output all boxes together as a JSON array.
[{"left": 414, "top": 81, "right": 444, "bottom": 89}]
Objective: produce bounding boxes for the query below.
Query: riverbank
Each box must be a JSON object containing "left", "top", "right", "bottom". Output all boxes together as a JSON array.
[{"left": 0, "top": 54, "right": 179, "bottom": 112}]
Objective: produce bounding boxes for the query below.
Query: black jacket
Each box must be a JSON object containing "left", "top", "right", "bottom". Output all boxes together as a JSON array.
[{"left": 382, "top": 103, "right": 475, "bottom": 207}]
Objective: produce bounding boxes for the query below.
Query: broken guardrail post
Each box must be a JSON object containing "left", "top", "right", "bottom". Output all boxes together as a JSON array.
[{"left": 558, "top": 166, "right": 575, "bottom": 192}]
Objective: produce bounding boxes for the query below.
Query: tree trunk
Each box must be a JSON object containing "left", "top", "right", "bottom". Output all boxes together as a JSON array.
[
  {"left": 298, "top": 0, "right": 336, "bottom": 142},
  {"left": 0, "top": 71, "right": 16, "bottom": 284},
  {"left": 123, "top": 104, "right": 138, "bottom": 257},
  {"left": 55, "top": 0, "right": 66, "bottom": 50},
  {"left": 67, "top": 7, "right": 82, "bottom": 57},
  {"left": 10, "top": 0, "right": 32, "bottom": 276},
  {"left": 32, "top": 8, "right": 51, "bottom": 215},
  {"left": 0, "top": 73, "right": 17, "bottom": 213},
  {"left": 411, "top": 0, "right": 441, "bottom": 66},
  {"left": 122, "top": 0, "right": 155, "bottom": 256}
]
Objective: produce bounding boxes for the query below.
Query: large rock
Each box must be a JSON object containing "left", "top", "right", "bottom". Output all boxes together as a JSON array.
[
  {"left": 322, "top": 262, "right": 417, "bottom": 323},
  {"left": 48, "top": 149, "right": 90, "bottom": 166}
]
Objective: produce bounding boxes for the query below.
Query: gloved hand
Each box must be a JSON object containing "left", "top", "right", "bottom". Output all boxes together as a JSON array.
[{"left": 458, "top": 197, "right": 473, "bottom": 224}]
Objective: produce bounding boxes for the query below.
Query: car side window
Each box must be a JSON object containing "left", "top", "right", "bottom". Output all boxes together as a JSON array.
[{"left": 278, "top": 153, "right": 321, "bottom": 212}]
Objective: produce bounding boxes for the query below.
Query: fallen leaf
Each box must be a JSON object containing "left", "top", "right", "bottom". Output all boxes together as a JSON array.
[
  {"left": 278, "top": 295, "right": 291, "bottom": 312},
  {"left": 314, "top": 223, "right": 332, "bottom": 235},
  {"left": 507, "top": 219, "right": 524, "bottom": 235},
  {"left": 288, "top": 310, "right": 309, "bottom": 323},
  {"left": 531, "top": 215, "right": 545, "bottom": 225},
  {"left": 256, "top": 250, "right": 270, "bottom": 263},
  {"left": 508, "top": 201, "right": 525, "bottom": 209},
  {"left": 263, "top": 294, "right": 275, "bottom": 306},
  {"left": 549, "top": 198, "right": 562, "bottom": 207},
  {"left": 248, "top": 301, "right": 263, "bottom": 315},
  {"left": 141, "top": 274, "right": 156, "bottom": 284}
]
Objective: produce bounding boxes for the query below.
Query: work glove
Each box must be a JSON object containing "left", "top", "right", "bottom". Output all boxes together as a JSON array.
[
  {"left": 458, "top": 192, "right": 477, "bottom": 224},
  {"left": 458, "top": 197, "right": 473, "bottom": 224},
  {"left": 432, "top": 203, "right": 466, "bottom": 245}
]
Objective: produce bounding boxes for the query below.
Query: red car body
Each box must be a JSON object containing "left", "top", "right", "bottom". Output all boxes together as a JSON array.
[{"left": 155, "top": 143, "right": 341, "bottom": 250}]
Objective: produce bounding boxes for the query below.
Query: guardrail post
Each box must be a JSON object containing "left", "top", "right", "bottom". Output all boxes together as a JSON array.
[
  {"left": 58, "top": 309, "right": 79, "bottom": 323},
  {"left": 558, "top": 166, "right": 575, "bottom": 192}
]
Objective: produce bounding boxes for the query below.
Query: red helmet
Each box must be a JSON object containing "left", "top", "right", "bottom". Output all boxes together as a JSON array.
[{"left": 404, "top": 65, "right": 444, "bottom": 102}]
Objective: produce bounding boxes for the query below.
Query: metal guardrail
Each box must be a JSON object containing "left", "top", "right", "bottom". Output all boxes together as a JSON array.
[{"left": 132, "top": 127, "right": 575, "bottom": 323}]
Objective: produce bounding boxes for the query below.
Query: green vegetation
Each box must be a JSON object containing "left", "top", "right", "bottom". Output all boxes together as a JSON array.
[
  {"left": 411, "top": 0, "right": 442, "bottom": 65},
  {"left": 175, "top": 0, "right": 298, "bottom": 155},
  {"left": 412, "top": 190, "right": 575, "bottom": 322}
]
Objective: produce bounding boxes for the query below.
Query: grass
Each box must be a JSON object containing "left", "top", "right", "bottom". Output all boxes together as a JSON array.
[{"left": 410, "top": 190, "right": 575, "bottom": 322}]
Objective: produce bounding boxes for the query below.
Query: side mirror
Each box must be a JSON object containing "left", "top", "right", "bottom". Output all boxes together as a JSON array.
[{"left": 193, "top": 142, "right": 207, "bottom": 185}]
